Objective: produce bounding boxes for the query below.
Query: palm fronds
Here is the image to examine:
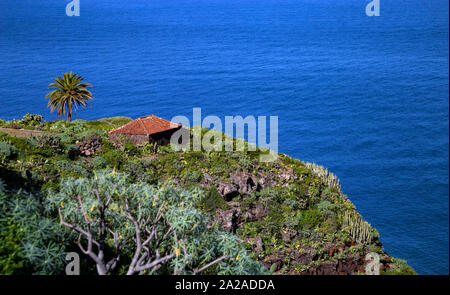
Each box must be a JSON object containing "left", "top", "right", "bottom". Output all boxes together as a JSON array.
[{"left": 45, "top": 72, "right": 94, "bottom": 122}]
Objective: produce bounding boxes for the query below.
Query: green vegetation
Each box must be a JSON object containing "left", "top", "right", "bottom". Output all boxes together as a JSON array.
[
  {"left": 0, "top": 114, "right": 416, "bottom": 275},
  {"left": 49, "top": 171, "right": 266, "bottom": 275},
  {"left": 0, "top": 114, "right": 44, "bottom": 130}
]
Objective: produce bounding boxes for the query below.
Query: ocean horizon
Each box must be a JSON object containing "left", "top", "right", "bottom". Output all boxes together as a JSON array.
[{"left": 0, "top": 0, "right": 448, "bottom": 274}]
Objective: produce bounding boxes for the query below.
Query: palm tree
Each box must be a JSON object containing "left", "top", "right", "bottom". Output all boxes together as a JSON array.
[{"left": 45, "top": 72, "right": 94, "bottom": 122}]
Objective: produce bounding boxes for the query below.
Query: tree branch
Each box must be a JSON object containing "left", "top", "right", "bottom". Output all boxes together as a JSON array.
[{"left": 193, "top": 255, "right": 228, "bottom": 275}]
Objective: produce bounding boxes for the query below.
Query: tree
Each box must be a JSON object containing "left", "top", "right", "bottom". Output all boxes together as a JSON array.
[
  {"left": 0, "top": 178, "right": 70, "bottom": 275},
  {"left": 45, "top": 72, "right": 94, "bottom": 122},
  {"left": 48, "top": 171, "right": 267, "bottom": 275}
]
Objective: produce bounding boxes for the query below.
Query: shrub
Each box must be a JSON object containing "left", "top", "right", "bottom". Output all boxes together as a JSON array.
[
  {"left": 181, "top": 170, "right": 202, "bottom": 183},
  {"left": 381, "top": 258, "right": 417, "bottom": 275},
  {"left": 0, "top": 142, "right": 19, "bottom": 162},
  {"left": 1, "top": 114, "right": 43, "bottom": 130},
  {"left": 0, "top": 132, "right": 8, "bottom": 141},
  {"left": 58, "top": 133, "right": 77, "bottom": 145},
  {"left": 21, "top": 114, "right": 44, "bottom": 128},
  {"left": 92, "top": 156, "right": 108, "bottom": 169},
  {"left": 36, "top": 133, "right": 63, "bottom": 153},
  {"left": 283, "top": 184, "right": 308, "bottom": 210},
  {"left": 297, "top": 209, "right": 323, "bottom": 230},
  {"left": 124, "top": 143, "right": 141, "bottom": 157},
  {"left": 122, "top": 160, "right": 156, "bottom": 183},
  {"left": 197, "top": 186, "right": 230, "bottom": 213},
  {"left": 0, "top": 220, "right": 24, "bottom": 274},
  {"left": 47, "top": 171, "right": 268, "bottom": 275},
  {"left": 66, "top": 144, "right": 80, "bottom": 160},
  {"left": 55, "top": 160, "right": 89, "bottom": 178},
  {"left": 317, "top": 200, "right": 337, "bottom": 218},
  {"left": 84, "top": 120, "right": 114, "bottom": 132},
  {"left": 6, "top": 136, "right": 36, "bottom": 153},
  {"left": 122, "top": 160, "right": 145, "bottom": 179},
  {"left": 101, "top": 149, "right": 122, "bottom": 168},
  {"left": 0, "top": 184, "right": 71, "bottom": 274}
]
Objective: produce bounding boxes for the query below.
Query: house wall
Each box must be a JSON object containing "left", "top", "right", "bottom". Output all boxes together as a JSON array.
[
  {"left": 108, "top": 126, "right": 186, "bottom": 146},
  {"left": 108, "top": 134, "right": 149, "bottom": 146},
  {"left": 149, "top": 127, "right": 184, "bottom": 146}
]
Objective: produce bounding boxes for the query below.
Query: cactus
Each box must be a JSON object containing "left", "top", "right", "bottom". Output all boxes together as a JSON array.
[
  {"left": 303, "top": 162, "right": 341, "bottom": 190},
  {"left": 343, "top": 210, "right": 372, "bottom": 245}
]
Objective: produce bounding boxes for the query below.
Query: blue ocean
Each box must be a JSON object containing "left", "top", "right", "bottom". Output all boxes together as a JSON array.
[{"left": 0, "top": 0, "right": 448, "bottom": 274}]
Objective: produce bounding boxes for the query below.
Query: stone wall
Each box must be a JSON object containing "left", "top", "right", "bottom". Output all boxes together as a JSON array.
[
  {"left": 108, "top": 126, "right": 186, "bottom": 146},
  {"left": 108, "top": 133, "right": 149, "bottom": 146}
]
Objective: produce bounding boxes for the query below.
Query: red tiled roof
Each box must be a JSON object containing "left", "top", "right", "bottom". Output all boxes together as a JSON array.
[{"left": 109, "top": 115, "right": 181, "bottom": 135}]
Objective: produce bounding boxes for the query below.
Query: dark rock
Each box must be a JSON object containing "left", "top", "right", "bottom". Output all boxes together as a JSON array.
[
  {"left": 254, "top": 236, "right": 264, "bottom": 253},
  {"left": 280, "top": 228, "right": 295, "bottom": 243},
  {"left": 215, "top": 203, "right": 241, "bottom": 232},
  {"left": 229, "top": 171, "right": 261, "bottom": 194},
  {"left": 77, "top": 135, "right": 102, "bottom": 157},
  {"left": 336, "top": 257, "right": 358, "bottom": 274},
  {"left": 242, "top": 203, "right": 269, "bottom": 222},
  {"left": 244, "top": 236, "right": 265, "bottom": 254},
  {"left": 253, "top": 203, "right": 267, "bottom": 219},
  {"left": 215, "top": 171, "right": 263, "bottom": 200},
  {"left": 304, "top": 262, "right": 338, "bottom": 275},
  {"left": 263, "top": 255, "right": 283, "bottom": 272},
  {"left": 217, "top": 182, "right": 240, "bottom": 201},
  {"left": 256, "top": 171, "right": 277, "bottom": 189},
  {"left": 296, "top": 253, "right": 314, "bottom": 265}
]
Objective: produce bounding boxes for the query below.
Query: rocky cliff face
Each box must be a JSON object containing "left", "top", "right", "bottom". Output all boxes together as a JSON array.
[{"left": 190, "top": 155, "right": 415, "bottom": 275}]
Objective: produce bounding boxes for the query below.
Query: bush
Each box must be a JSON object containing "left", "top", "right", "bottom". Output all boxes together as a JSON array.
[
  {"left": 381, "top": 258, "right": 417, "bottom": 275},
  {"left": 0, "top": 220, "right": 24, "bottom": 274},
  {"left": 47, "top": 171, "right": 268, "bottom": 275},
  {"left": 81, "top": 134, "right": 102, "bottom": 146},
  {"left": 124, "top": 143, "right": 141, "bottom": 157},
  {"left": 92, "top": 156, "right": 108, "bottom": 169},
  {"left": 2, "top": 114, "right": 43, "bottom": 130},
  {"left": 36, "top": 133, "right": 63, "bottom": 154},
  {"left": 21, "top": 114, "right": 44, "bottom": 128},
  {"left": 66, "top": 144, "right": 80, "bottom": 160},
  {"left": 58, "top": 133, "right": 77, "bottom": 145},
  {"left": 55, "top": 160, "right": 89, "bottom": 178},
  {"left": 0, "top": 142, "right": 19, "bottom": 162},
  {"left": 317, "top": 200, "right": 337, "bottom": 218},
  {"left": 297, "top": 209, "right": 323, "bottom": 230},
  {"left": 122, "top": 160, "right": 156, "bottom": 183},
  {"left": 6, "top": 136, "right": 36, "bottom": 153},
  {"left": 181, "top": 170, "right": 202, "bottom": 182},
  {"left": 101, "top": 149, "right": 122, "bottom": 168},
  {"left": 0, "top": 183, "right": 71, "bottom": 274},
  {"left": 84, "top": 120, "right": 114, "bottom": 132},
  {"left": 197, "top": 186, "right": 230, "bottom": 213}
]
